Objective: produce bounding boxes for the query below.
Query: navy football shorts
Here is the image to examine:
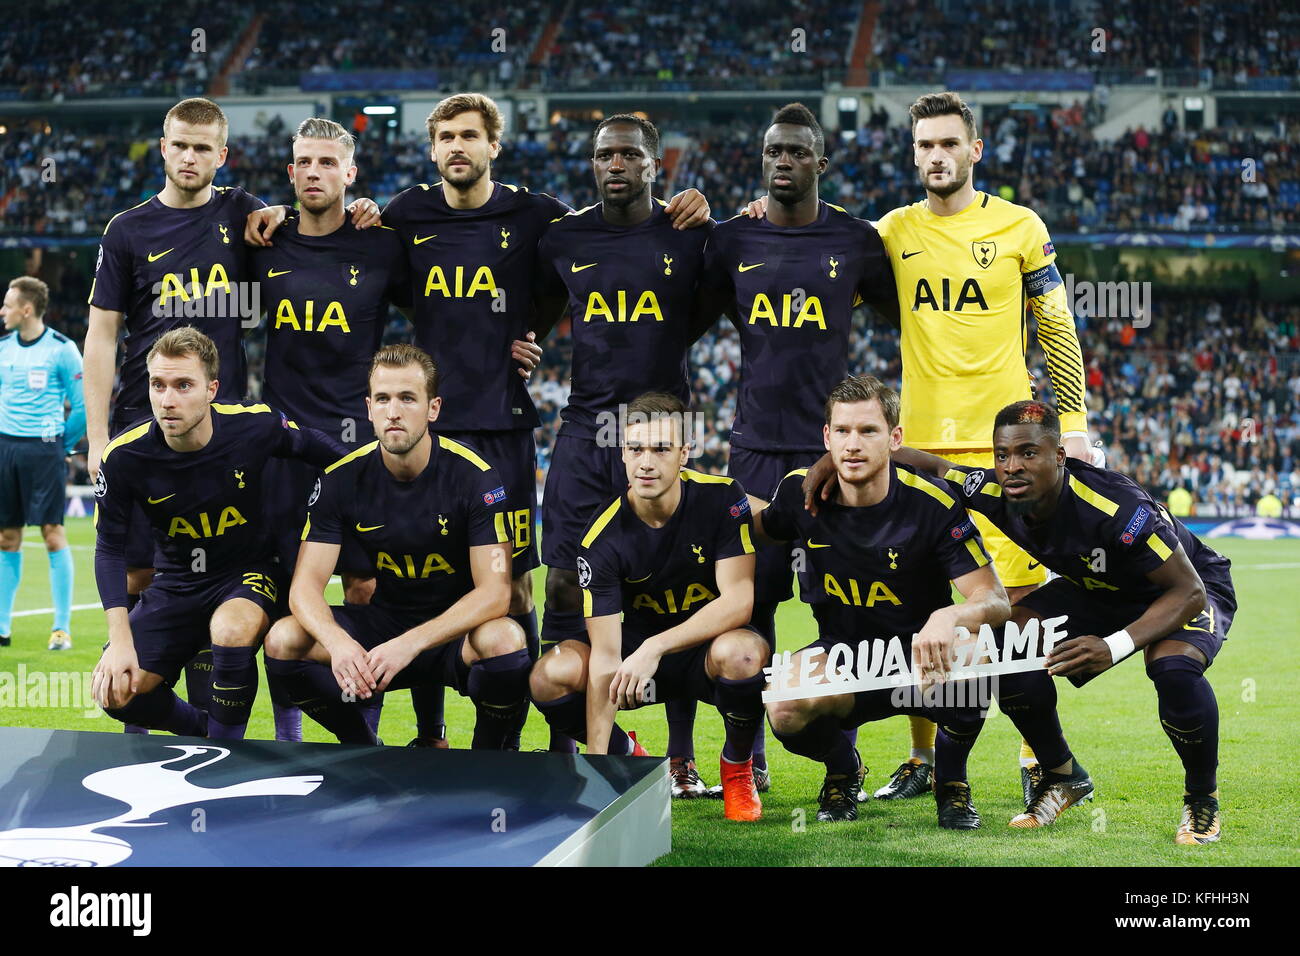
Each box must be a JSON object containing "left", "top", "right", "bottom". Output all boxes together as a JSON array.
[
  {"left": 125, "top": 561, "right": 286, "bottom": 684},
  {"left": 558, "top": 624, "right": 764, "bottom": 707},
  {"left": 437, "top": 428, "right": 539, "bottom": 575},
  {"left": 328, "top": 602, "right": 471, "bottom": 694},
  {"left": 1016, "top": 576, "right": 1235, "bottom": 685},
  {"left": 727, "top": 445, "right": 821, "bottom": 604},
  {"left": 0, "top": 434, "right": 67, "bottom": 527},
  {"left": 540, "top": 428, "right": 625, "bottom": 571}
]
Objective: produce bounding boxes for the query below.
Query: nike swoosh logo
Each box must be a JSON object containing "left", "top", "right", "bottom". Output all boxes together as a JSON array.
[
  {"left": 355, "top": 523, "right": 384, "bottom": 533},
  {"left": 1028, "top": 561, "right": 1041, "bottom": 570},
  {"left": 147, "top": 494, "right": 176, "bottom": 504},
  {"left": 513, "top": 546, "right": 528, "bottom": 558},
  {"left": 571, "top": 262, "right": 597, "bottom": 272},
  {"left": 624, "top": 573, "right": 653, "bottom": 583},
  {"left": 901, "top": 250, "right": 924, "bottom": 260},
  {"left": 737, "top": 262, "right": 765, "bottom": 272},
  {"left": 212, "top": 684, "right": 246, "bottom": 692},
  {"left": 147, "top": 249, "right": 174, "bottom": 262},
  {"left": 413, "top": 234, "right": 438, "bottom": 245},
  {"left": 807, "top": 540, "right": 832, "bottom": 549},
  {"left": 267, "top": 269, "right": 292, "bottom": 277}
]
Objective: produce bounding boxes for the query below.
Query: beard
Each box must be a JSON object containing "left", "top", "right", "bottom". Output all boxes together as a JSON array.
[
  {"left": 920, "top": 162, "right": 970, "bottom": 199},
  {"left": 441, "top": 155, "right": 489, "bottom": 192},
  {"left": 298, "top": 187, "right": 340, "bottom": 213},
  {"left": 379, "top": 422, "right": 427, "bottom": 456},
  {"left": 165, "top": 164, "right": 213, "bottom": 195},
  {"left": 1005, "top": 496, "right": 1038, "bottom": 518}
]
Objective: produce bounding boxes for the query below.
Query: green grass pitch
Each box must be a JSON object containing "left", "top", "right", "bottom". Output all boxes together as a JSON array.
[{"left": 2, "top": 517, "right": 1296, "bottom": 865}]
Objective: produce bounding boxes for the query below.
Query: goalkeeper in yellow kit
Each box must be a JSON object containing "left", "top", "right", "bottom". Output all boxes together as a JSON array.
[{"left": 868, "top": 92, "right": 1100, "bottom": 806}]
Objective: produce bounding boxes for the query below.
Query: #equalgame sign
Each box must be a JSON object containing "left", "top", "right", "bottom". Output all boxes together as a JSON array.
[{"left": 761, "top": 614, "right": 1070, "bottom": 705}]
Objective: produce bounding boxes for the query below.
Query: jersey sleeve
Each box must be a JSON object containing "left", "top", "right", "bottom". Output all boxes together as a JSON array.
[
  {"left": 58, "top": 340, "right": 86, "bottom": 451},
  {"left": 1112, "top": 499, "right": 1184, "bottom": 576},
  {"left": 533, "top": 228, "right": 567, "bottom": 301},
  {"left": 269, "top": 409, "right": 348, "bottom": 467},
  {"left": 302, "top": 465, "right": 348, "bottom": 546},
  {"left": 92, "top": 452, "right": 134, "bottom": 610},
  {"left": 463, "top": 465, "right": 512, "bottom": 548},
  {"left": 1020, "top": 211, "right": 1087, "bottom": 433},
  {"left": 712, "top": 479, "right": 757, "bottom": 561},
  {"left": 578, "top": 533, "right": 623, "bottom": 619},
  {"left": 930, "top": 498, "right": 993, "bottom": 582},
  {"left": 235, "top": 186, "right": 268, "bottom": 216},
  {"left": 855, "top": 223, "right": 900, "bottom": 325},
  {"left": 88, "top": 218, "right": 134, "bottom": 312},
  {"left": 758, "top": 471, "right": 806, "bottom": 542},
  {"left": 941, "top": 464, "right": 1005, "bottom": 521},
  {"left": 382, "top": 230, "right": 413, "bottom": 309}
]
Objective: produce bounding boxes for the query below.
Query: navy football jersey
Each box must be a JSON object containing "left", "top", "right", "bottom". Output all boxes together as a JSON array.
[
  {"left": 537, "top": 201, "right": 708, "bottom": 439},
  {"left": 254, "top": 217, "right": 411, "bottom": 436},
  {"left": 381, "top": 181, "right": 570, "bottom": 432},
  {"left": 760, "top": 462, "right": 991, "bottom": 642},
  {"left": 701, "top": 202, "right": 898, "bottom": 452},
  {"left": 578, "top": 470, "right": 755, "bottom": 639},
  {"left": 944, "top": 458, "right": 1235, "bottom": 613},
  {"left": 88, "top": 186, "right": 266, "bottom": 414},
  {"left": 302, "top": 436, "right": 512, "bottom": 614},
  {"left": 93, "top": 403, "right": 345, "bottom": 609}
]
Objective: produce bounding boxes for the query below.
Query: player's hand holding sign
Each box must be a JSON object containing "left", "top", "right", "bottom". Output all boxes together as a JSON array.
[{"left": 1046, "top": 635, "right": 1113, "bottom": 679}]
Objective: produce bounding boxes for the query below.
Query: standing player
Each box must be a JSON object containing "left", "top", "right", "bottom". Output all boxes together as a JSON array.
[
  {"left": 0, "top": 277, "right": 84, "bottom": 650},
  {"left": 690, "top": 103, "right": 899, "bottom": 795},
  {"left": 91, "top": 328, "right": 345, "bottom": 738},
  {"left": 252, "top": 117, "right": 413, "bottom": 741},
  {"left": 84, "top": 98, "right": 379, "bottom": 733},
  {"left": 533, "top": 113, "right": 719, "bottom": 773},
  {"left": 900, "top": 402, "right": 1234, "bottom": 843},
  {"left": 754, "top": 376, "right": 1087, "bottom": 828},
  {"left": 263, "top": 345, "right": 531, "bottom": 748},
  {"left": 369, "top": 95, "right": 707, "bottom": 751},
  {"left": 797, "top": 92, "right": 1098, "bottom": 802},
  {"left": 530, "top": 392, "right": 767, "bottom": 821}
]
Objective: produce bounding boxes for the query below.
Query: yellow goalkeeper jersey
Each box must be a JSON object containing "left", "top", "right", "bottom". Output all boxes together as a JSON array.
[{"left": 876, "top": 191, "right": 1087, "bottom": 451}]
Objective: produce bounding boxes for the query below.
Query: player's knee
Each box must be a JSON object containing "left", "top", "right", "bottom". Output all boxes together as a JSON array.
[
  {"left": 265, "top": 616, "right": 310, "bottom": 660},
  {"left": 0, "top": 528, "right": 20, "bottom": 551},
  {"left": 509, "top": 571, "right": 535, "bottom": 616},
  {"left": 544, "top": 568, "right": 582, "bottom": 614},
  {"left": 471, "top": 616, "right": 526, "bottom": 659},
  {"left": 767, "top": 699, "right": 813, "bottom": 735},
  {"left": 210, "top": 615, "right": 262, "bottom": 648},
  {"left": 710, "top": 630, "right": 768, "bottom": 680},
  {"left": 530, "top": 643, "right": 585, "bottom": 701}
]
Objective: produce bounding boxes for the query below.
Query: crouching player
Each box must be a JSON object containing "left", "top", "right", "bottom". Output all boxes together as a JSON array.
[
  {"left": 755, "top": 376, "right": 1084, "bottom": 829},
  {"left": 264, "top": 345, "right": 530, "bottom": 747},
  {"left": 92, "top": 328, "right": 347, "bottom": 737},
  {"left": 529, "top": 392, "right": 768, "bottom": 821},
  {"left": 904, "top": 401, "right": 1236, "bottom": 843}
]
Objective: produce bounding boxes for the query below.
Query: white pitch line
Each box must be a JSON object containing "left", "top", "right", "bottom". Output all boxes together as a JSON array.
[
  {"left": 19, "top": 542, "right": 94, "bottom": 552},
  {"left": 1243, "top": 562, "right": 1300, "bottom": 570},
  {"left": 12, "top": 602, "right": 101, "bottom": 618}
]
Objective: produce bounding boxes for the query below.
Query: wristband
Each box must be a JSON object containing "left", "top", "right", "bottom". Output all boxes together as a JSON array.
[{"left": 1102, "top": 629, "right": 1135, "bottom": 664}]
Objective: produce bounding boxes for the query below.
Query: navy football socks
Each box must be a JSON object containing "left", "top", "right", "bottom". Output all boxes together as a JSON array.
[
  {"left": 714, "top": 674, "right": 764, "bottom": 763},
  {"left": 264, "top": 656, "right": 376, "bottom": 745},
  {"left": 106, "top": 685, "right": 207, "bottom": 738},
  {"left": 1148, "top": 654, "right": 1219, "bottom": 796},
  {"left": 996, "top": 669, "right": 1073, "bottom": 770},
  {"left": 207, "top": 644, "right": 258, "bottom": 739},
  {"left": 771, "top": 714, "right": 857, "bottom": 777},
  {"left": 467, "top": 648, "right": 532, "bottom": 750}
]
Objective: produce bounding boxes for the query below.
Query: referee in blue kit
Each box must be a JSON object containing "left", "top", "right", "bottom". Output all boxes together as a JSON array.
[{"left": 0, "top": 277, "right": 86, "bottom": 650}]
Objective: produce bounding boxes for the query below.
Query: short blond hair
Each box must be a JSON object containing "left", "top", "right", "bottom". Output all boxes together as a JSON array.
[
  {"left": 147, "top": 326, "right": 220, "bottom": 383},
  {"left": 8, "top": 276, "right": 48, "bottom": 317},
  {"left": 293, "top": 117, "right": 355, "bottom": 163},
  {"left": 369, "top": 344, "right": 439, "bottom": 401},
  {"left": 163, "top": 97, "right": 229, "bottom": 145},
  {"left": 426, "top": 93, "right": 503, "bottom": 145}
]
